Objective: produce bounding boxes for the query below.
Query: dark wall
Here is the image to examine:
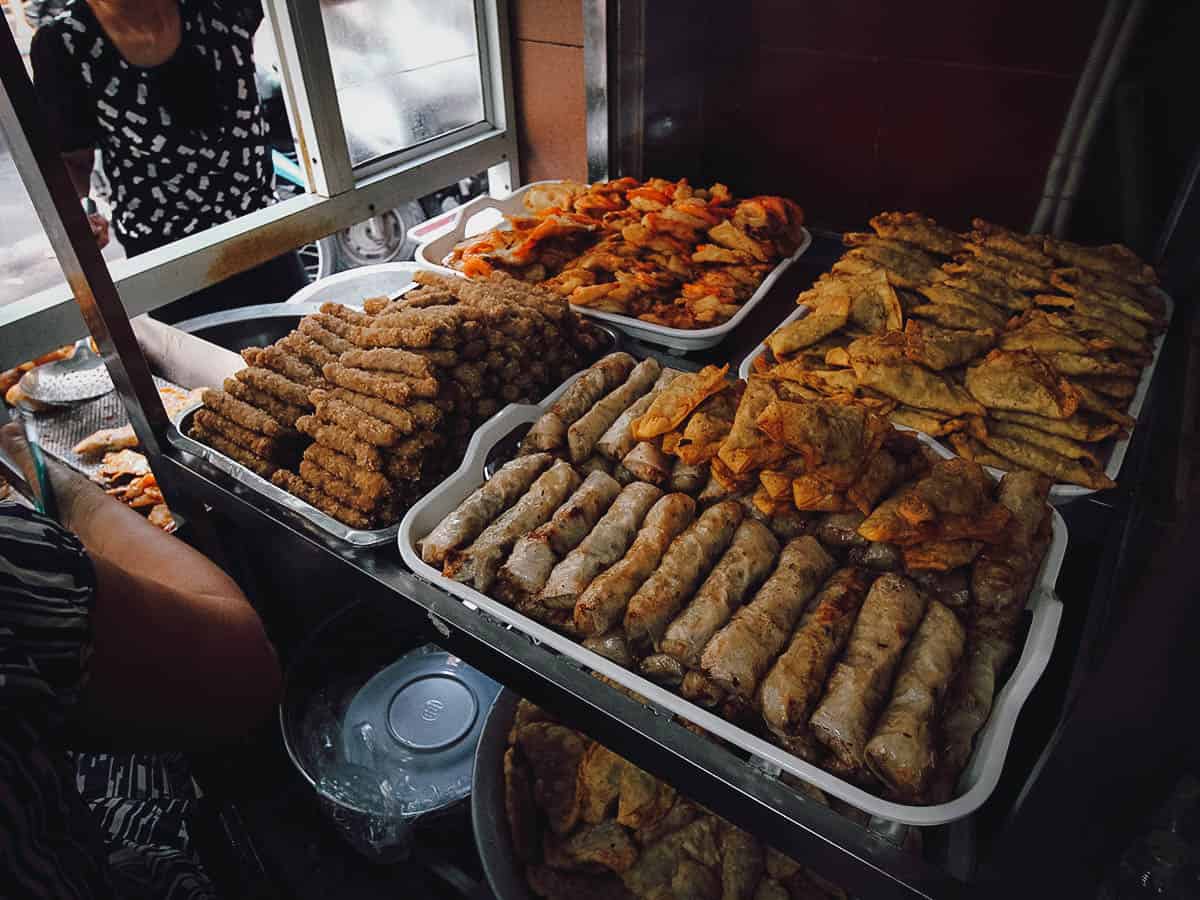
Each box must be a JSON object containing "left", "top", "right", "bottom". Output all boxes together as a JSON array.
[{"left": 698, "top": 1, "right": 1107, "bottom": 233}]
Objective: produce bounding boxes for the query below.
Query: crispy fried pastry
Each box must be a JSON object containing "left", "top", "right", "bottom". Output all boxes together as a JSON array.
[{"left": 295, "top": 415, "right": 382, "bottom": 470}]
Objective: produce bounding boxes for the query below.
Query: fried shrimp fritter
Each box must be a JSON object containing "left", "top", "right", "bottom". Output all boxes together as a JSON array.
[
  {"left": 236, "top": 367, "right": 313, "bottom": 409},
  {"left": 270, "top": 470, "right": 373, "bottom": 529},
  {"left": 314, "top": 395, "right": 400, "bottom": 447},
  {"left": 201, "top": 388, "right": 285, "bottom": 437},
  {"left": 295, "top": 415, "right": 383, "bottom": 470},
  {"left": 189, "top": 423, "right": 278, "bottom": 479},
  {"left": 193, "top": 409, "right": 279, "bottom": 458},
  {"left": 339, "top": 347, "right": 436, "bottom": 379},
  {"left": 302, "top": 444, "right": 391, "bottom": 501}
]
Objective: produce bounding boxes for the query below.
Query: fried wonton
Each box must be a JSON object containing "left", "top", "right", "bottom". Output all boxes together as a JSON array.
[
  {"left": 717, "top": 377, "right": 789, "bottom": 475},
  {"left": 939, "top": 272, "right": 1032, "bottom": 311},
  {"left": 516, "top": 722, "right": 588, "bottom": 834},
  {"left": 902, "top": 540, "right": 985, "bottom": 571},
  {"left": 768, "top": 284, "right": 852, "bottom": 356},
  {"left": 1042, "top": 237, "right": 1157, "bottom": 285},
  {"left": 968, "top": 219, "right": 1053, "bottom": 268},
  {"left": 1038, "top": 351, "right": 1139, "bottom": 379},
  {"left": 989, "top": 409, "right": 1120, "bottom": 443},
  {"left": 915, "top": 283, "right": 1008, "bottom": 329},
  {"left": 948, "top": 432, "right": 1014, "bottom": 470},
  {"left": 998, "top": 309, "right": 1113, "bottom": 355},
  {"left": 859, "top": 459, "right": 1009, "bottom": 544},
  {"left": 964, "top": 349, "right": 1081, "bottom": 419},
  {"left": 903, "top": 319, "right": 995, "bottom": 371},
  {"left": 1049, "top": 269, "right": 1161, "bottom": 327},
  {"left": 909, "top": 302, "right": 1005, "bottom": 332},
  {"left": 869, "top": 211, "right": 966, "bottom": 257},
  {"left": 956, "top": 245, "right": 1054, "bottom": 292},
  {"left": 838, "top": 240, "right": 949, "bottom": 288},
  {"left": 846, "top": 449, "right": 901, "bottom": 514},
  {"left": 889, "top": 406, "right": 966, "bottom": 437},
  {"left": 966, "top": 418, "right": 1115, "bottom": 489},
  {"left": 985, "top": 419, "right": 1101, "bottom": 467},
  {"left": 839, "top": 269, "right": 903, "bottom": 334},
  {"left": 631, "top": 364, "right": 729, "bottom": 440},
  {"left": 848, "top": 333, "right": 986, "bottom": 417},
  {"left": 1032, "top": 294, "right": 1150, "bottom": 343}
]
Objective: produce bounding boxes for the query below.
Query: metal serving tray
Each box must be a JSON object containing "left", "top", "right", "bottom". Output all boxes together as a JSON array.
[
  {"left": 397, "top": 370, "right": 1067, "bottom": 826},
  {"left": 737, "top": 289, "right": 1175, "bottom": 505},
  {"left": 414, "top": 180, "right": 813, "bottom": 353}
]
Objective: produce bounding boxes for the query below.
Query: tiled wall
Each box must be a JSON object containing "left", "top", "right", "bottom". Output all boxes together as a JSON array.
[
  {"left": 702, "top": 1, "right": 1107, "bottom": 233},
  {"left": 510, "top": 0, "right": 587, "bottom": 184}
]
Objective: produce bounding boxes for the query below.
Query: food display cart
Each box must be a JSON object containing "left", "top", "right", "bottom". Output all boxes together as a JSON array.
[{"left": 1, "top": 2, "right": 1197, "bottom": 898}]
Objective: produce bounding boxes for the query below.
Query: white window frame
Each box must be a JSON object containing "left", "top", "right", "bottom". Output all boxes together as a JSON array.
[{"left": 0, "top": 0, "right": 518, "bottom": 371}]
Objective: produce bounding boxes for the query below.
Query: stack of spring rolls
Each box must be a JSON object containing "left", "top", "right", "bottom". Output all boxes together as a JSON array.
[
  {"left": 187, "top": 271, "right": 608, "bottom": 529},
  {"left": 751, "top": 212, "right": 1167, "bottom": 490},
  {"left": 419, "top": 367, "right": 1056, "bottom": 805}
]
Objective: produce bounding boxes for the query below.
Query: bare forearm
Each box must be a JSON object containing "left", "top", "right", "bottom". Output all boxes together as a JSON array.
[{"left": 62, "top": 149, "right": 94, "bottom": 198}]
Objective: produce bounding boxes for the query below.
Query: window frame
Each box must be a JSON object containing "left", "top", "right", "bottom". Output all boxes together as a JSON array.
[{"left": 0, "top": 0, "right": 518, "bottom": 371}]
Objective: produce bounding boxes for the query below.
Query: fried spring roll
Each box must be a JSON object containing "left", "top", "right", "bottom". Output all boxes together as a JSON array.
[
  {"left": 808, "top": 574, "right": 928, "bottom": 771},
  {"left": 864, "top": 600, "right": 965, "bottom": 798},
  {"left": 520, "top": 352, "right": 636, "bottom": 454},
  {"left": 581, "top": 631, "right": 635, "bottom": 668},
  {"left": 494, "top": 470, "right": 622, "bottom": 604},
  {"left": 623, "top": 500, "right": 746, "bottom": 650},
  {"left": 573, "top": 493, "right": 696, "bottom": 637},
  {"left": 669, "top": 459, "right": 708, "bottom": 495},
  {"left": 419, "top": 453, "right": 553, "bottom": 565},
  {"left": 596, "top": 368, "right": 683, "bottom": 461},
  {"left": 620, "top": 441, "right": 673, "bottom": 485},
  {"left": 567, "top": 357, "right": 661, "bottom": 462},
  {"left": 700, "top": 536, "right": 836, "bottom": 699},
  {"left": 538, "top": 482, "right": 663, "bottom": 604},
  {"left": 658, "top": 520, "right": 779, "bottom": 666},
  {"left": 758, "top": 567, "right": 875, "bottom": 740},
  {"left": 444, "top": 461, "right": 581, "bottom": 593}
]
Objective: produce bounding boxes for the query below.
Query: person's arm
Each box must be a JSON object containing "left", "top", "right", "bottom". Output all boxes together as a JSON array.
[{"left": 1, "top": 424, "right": 281, "bottom": 748}]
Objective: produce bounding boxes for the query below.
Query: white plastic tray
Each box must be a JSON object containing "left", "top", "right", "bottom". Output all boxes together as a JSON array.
[
  {"left": 738, "top": 288, "right": 1174, "bottom": 504},
  {"left": 397, "top": 375, "right": 1067, "bottom": 826},
  {"left": 414, "top": 180, "right": 812, "bottom": 353}
]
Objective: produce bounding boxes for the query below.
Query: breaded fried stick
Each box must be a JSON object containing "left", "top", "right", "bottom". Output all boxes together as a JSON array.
[
  {"left": 236, "top": 367, "right": 313, "bottom": 409},
  {"left": 319, "top": 302, "right": 374, "bottom": 327},
  {"left": 317, "top": 388, "right": 415, "bottom": 433},
  {"left": 295, "top": 415, "right": 382, "bottom": 470},
  {"left": 324, "top": 363, "right": 439, "bottom": 402},
  {"left": 279, "top": 331, "right": 339, "bottom": 369},
  {"left": 299, "top": 316, "right": 354, "bottom": 354},
  {"left": 271, "top": 470, "right": 373, "bottom": 529},
  {"left": 223, "top": 377, "right": 306, "bottom": 428},
  {"left": 190, "top": 423, "right": 278, "bottom": 480},
  {"left": 201, "top": 388, "right": 285, "bottom": 437},
  {"left": 194, "top": 409, "right": 279, "bottom": 458},
  {"left": 242, "top": 346, "right": 321, "bottom": 386},
  {"left": 298, "top": 460, "right": 380, "bottom": 514},
  {"left": 313, "top": 395, "right": 400, "bottom": 447},
  {"left": 339, "top": 347, "right": 435, "bottom": 380},
  {"left": 302, "top": 444, "right": 391, "bottom": 502}
]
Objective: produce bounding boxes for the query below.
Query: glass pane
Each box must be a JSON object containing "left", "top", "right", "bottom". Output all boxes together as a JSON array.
[{"left": 319, "top": 0, "right": 486, "bottom": 166}]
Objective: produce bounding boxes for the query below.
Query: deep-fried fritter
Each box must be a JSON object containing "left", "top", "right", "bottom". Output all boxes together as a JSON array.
[
  {"left": 270, "top": 470, "right": 373, "bottom": 529},
  {"left": 189, "top": 423, "right": 278, "bottom": 479},
  {"left": 193, "top": 409, "right": 279, "bottom": 458},
  {"left": 295, "top": 415, "right": 383, "bottom": 470},
  {"left": 302, "top": 444, "right": 391, "bottom": 501},
  {"left": 236, "top": 366, "right": 314, "bottom": 409},
  {"left": 201, "top": 388, "right": 286, "bottom": 437},
  {"left": 313, "top": 395, "right": 401, "bottom": 447}
]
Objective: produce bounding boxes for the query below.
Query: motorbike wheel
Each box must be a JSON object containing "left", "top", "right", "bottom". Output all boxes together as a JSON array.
[{"left": 327, "top": 201, "right": 425, "bottom": 274}]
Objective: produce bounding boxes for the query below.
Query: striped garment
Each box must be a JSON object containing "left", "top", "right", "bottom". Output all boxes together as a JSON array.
[{"left": 1, "top": 501, "right": 215, "bottom": 899}]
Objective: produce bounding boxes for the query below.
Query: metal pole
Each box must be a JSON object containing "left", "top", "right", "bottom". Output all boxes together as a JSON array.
[{"left": 0, "top": 22, "right": 168, "bottom": 461}]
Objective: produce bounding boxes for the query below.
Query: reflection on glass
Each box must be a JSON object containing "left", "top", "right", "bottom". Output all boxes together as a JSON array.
[{"left": 319, "top": 0, "right": 486, "bottom": 165}]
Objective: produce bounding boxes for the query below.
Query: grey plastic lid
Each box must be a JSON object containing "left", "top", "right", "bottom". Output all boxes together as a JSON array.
[{"left": 341, "top": 645, "right": 500, "bottom": 819}]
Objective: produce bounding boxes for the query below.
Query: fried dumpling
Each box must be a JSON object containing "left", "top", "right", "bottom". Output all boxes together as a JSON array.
[{"left": 965, "top": 349, "right": 1081, "bottom": 419}]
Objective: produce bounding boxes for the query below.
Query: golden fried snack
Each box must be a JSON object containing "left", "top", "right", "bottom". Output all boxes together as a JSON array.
[
  {"left": 236, "top": 366, "right": 314, "bottom": 409},
  {"left": 316, "top": 387, "right": 415, "bottom": 433},
  {"left": 630, "top": 364, "right": 729, "bottom": 441},
  {"left": 869, "top": 211, "right": 965, "bottom": 257},
  {"left": 767, "top": 284, "right": 851, "bottom": 356},
  {"left": 193, "top": 409, "right": 279, "bottom": 459},
  {"left": 985, "top": 419, "right": 1101, "bottom": 466},
  {"left": 717, "top": 377, "right": 789, "bottom": 476},
  {"left": 278, "top": 331, "right": 339, "bottom": 369},
  {"left": 1076, "top": 375, "right": 1137, "bottom": 400},
  {"left": 295, "top": 415, "right": 382, "bottom": 471},
  {"left": 939, "top": 272, "right": 1032, "bottom": 311},
  {"left": 848, "top": 333, "right": 986, "bottom": 417},
  {"left": 201, "top": 388, "right": 286, "bottom": 437},
  {"left": 889, "top": 406, "right": 965, "bottom": 437},
  {"left": 314, "top": 395, "right": 400, "bottom": 447},
  {"left": 1042, "top": 237, "right": 1157, "bottom": 285},
  {"left": 270, "top": 470, "right": 373, "bottom": 529},
  {"left": 223, "top": 377, "right": 306, "bottom": 427},
  {"left": 1073, "top": 381, "right": 1136, "bottom": 428},
  {"left": 966, "top": 419, "right": 1115, "bottom": 489},
  {"left": 989, "top": 409, "right": 1120, "bottom": 443},
  {"left": 956, "top": 245, "right": 1053, "bottom": 293},
  {"left": 908, "top": 302, "right": 1004, "bottom": 332},
  {"left": 915, "top": 283, "right": 1008, "bottom": 328},
  {"left": 302, "top": 444, "right": 391, "bottom": 502},
  {"left": 189, "top": 422, "right": 278, "bottom": 480},
  {"left": 298, "top": 460, "right": 381, "bottom": 514},
  {"left": 968, "top": 219, "right": 1053, "bottom": 268},
  {"left": 339, "top": 347, "right": 436, "bottom": 380},
  {"left": 902, "top": 319, "right": 995, "bottom": 371},
  {"left": 947, "top": 433, "right": 1014, "bottom": 470},
  {"left": 242, "top": 345, "right": 322, "bottom": 386},
  {"left": 320, "top": 363, "right": 411, "bottom": 405},
  {"left": 1038, "top": 351, "right": 1138, "bottom": 379},
  {"left": 902, "top": 540, "right": 985, "bottom": 571},
  {"left": 299, "top": 315, "right": 355, "bottom": 354},
  {"left": 964, "top": 349, "right": 1080, "bottom": 419}
]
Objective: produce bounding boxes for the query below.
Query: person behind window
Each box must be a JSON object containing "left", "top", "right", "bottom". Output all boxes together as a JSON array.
[{"left": 31, "top": 0, "right": 308, "bottom": 319}]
